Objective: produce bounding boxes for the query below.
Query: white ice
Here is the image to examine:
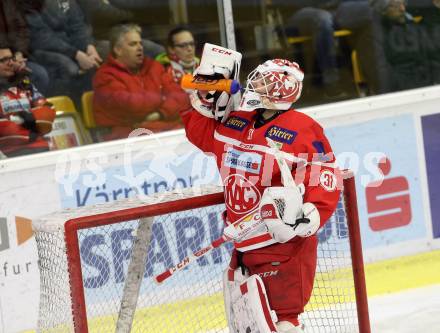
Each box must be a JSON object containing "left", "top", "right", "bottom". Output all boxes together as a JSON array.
[
  {"left": 369, "top": 284, "right": 440, "bottom": 333},
  {"left": 204, "top": 284, "right": 440, "bottom": 333}
]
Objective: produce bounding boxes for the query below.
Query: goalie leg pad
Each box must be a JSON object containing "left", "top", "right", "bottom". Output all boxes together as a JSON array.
[
  {"left": 225, "top": 274, "right": 278, "bottom": 333},
  {"left": 223, "top": 251, "right": 250, "bottom": 332}
]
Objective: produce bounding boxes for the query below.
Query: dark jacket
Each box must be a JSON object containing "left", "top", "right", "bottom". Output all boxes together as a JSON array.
[
  {"left": 381, "top": 14, "right": 433, "bottom": 91},
  {"left": 76, "top": 0, "right": 132, "bottom": 39},
  {"left": 25, "top": 0, "right": 93, "bottom": 59},
  {"left": 0, "top": 0, "right": 30, "bottom": 54}
]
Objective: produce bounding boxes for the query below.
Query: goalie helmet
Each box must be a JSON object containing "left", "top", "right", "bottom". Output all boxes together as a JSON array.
[{"left": 240, "top": 59, "right": 304, "bottom": 112}]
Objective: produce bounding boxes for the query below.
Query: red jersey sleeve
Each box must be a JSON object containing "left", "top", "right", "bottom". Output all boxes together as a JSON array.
[
  {"left": 180, "top": 106, "right": 219, "bottom": 154},
  {"left": 301, "top": 122, "right": 341, "bottom": 227}
]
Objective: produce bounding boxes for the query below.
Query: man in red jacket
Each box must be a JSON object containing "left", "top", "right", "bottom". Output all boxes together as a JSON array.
[
  {"left": 0, "top": 46, "right": 55, "bottom": 158},
  {"left": 93, "top": 23, "right": 190, "bottom": 141}
]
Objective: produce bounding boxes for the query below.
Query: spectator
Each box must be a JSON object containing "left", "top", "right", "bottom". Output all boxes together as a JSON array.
[
  {"left": 156, "top": 26, "right": 200, "bottom": 85},
  {"left": 76, "top": 0, "right": 133, "bottom": 41},
  {"left": 25, "top": 0, "right": 102, "bottom": 101},
  {"left": 276, "top": 0, "right": 373, "bottom": 97},
  {"left": 370, "top": 0, "right": 433, "bottom": 91},
  {"left": 0, "top": 46, "right": 56, "bottom": 158},
  {"left": 282, "top": 0, "right": 345, "bottom": 97},
  {"left": 76, "top": 0, "right": 164, "bottom": 59},
  {"left": 93, "top": 23, "right": 190, "bottom": 141},
  {"left": 411, "top": 0, "right": 440, "bottom": 85},
  {"left": 0, "top": 0, "right": 49, "bottom": 94},
  {"left": 334, "top": 0, "right": 388, "bottom": 95}
]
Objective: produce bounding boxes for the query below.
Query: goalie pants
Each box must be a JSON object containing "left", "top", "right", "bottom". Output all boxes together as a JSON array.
[{"left": 230, "top": 235, "right": 318, "bottom": 325}]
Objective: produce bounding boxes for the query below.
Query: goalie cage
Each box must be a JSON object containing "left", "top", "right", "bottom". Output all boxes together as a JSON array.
[{"left": 33, "top": 170, "right": 370, "bottom": 333}]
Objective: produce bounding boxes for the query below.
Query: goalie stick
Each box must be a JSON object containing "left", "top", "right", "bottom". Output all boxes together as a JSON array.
[{"left": 154, "top": 207, "right": 263, "bottom": 284}]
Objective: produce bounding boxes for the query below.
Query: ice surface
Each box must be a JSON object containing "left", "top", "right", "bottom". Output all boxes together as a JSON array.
[{"left": 370, "top": 284, "right": 440, "bottom": 333}]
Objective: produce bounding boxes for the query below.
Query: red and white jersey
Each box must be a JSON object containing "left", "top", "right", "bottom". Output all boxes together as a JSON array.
[
  {"left": 0, "top": 83, "right": 54, "bottom": 156},
  {"left": 181, "top": 107, "right": 341, "bottom": 251}
]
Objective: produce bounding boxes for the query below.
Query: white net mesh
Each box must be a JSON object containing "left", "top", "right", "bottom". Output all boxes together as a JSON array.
[{"left": 34, "top": 185, "right": 362, "bottom": 333}]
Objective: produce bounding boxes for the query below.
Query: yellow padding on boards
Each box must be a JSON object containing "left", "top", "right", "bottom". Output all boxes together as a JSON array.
[
  {"left": 365, "top": 249, "right": 440, "bottom": 296},
  {"left": 22, "top": 250, "right": 440, "bottom": 332}
]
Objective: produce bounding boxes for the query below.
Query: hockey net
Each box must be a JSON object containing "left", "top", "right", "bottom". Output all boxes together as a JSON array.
[{"left": 33, "top": 171, "right": 370, "bottom": 333}]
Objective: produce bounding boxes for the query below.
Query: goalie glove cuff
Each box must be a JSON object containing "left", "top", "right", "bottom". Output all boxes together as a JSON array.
[
  {"left": 189, "top": 90, "right": 215, "bottom": 118},
  {"left": 261, "top": 203, "right": 297, "bottom": 243},
  {"left": 291, "top": 202, "right": 320, "bottom": 237}
]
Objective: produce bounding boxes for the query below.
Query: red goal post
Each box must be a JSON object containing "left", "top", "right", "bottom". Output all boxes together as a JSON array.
[{"left": 33, "top": 171, "right": 370, "bottom": 333}]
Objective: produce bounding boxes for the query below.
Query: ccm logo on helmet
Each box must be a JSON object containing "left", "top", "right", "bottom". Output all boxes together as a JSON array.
[
  {"left": 247, "top": 100, "right": 260, "bottom": 106},
  {"left": 212, "top": 47, "right": 232, "bottom": 55}
]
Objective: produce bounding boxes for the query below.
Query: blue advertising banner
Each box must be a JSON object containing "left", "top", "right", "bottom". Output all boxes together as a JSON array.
[
  {"left": 421, "top": 113, "right": 440, "bottom": 239},
  {"left": 58, "top": 149, "right": 229, "bottom": 305},
  {"left": 326, "top": 114, "right": 426, "bottom": 248}
]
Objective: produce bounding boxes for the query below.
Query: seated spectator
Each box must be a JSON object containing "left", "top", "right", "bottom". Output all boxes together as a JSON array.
[
  {"left": 93, "top": 23, "right": 190, "bottom": 141},
  {"left": 370, "top": 0, "right": 433, "bottom": 91},
  {"left": 279, "top": 0, "right": 372, "bottom": 97},
  {"left": 156, "top": 26, "right": 200, "bottom": 85},
  {"left": 25, "top": 0, "right": 102, "bottom": 102},
  {"left": 0, "top": 45, "right": 56, "bottom": 158},
  {"left": 408, "top": 0, "right": 440, "bottom": 85},
  {"left": 282, "top": 0, "right": 345, "bottom": 97},
  {"left": 0, "top": 0, "right": 49, "bottom": 94},
  {"left": 76, "top": 0, "right": 164, "bottom": 59}
]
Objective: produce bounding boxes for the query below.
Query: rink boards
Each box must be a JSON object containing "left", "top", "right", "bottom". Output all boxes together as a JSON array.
[{"left": 3, "top": 85, "right": 440, "bottom": 332}]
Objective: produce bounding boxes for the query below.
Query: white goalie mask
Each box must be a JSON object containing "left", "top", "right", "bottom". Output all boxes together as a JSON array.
[{"left": 239, "top": 59, "right": 304, "bottom": 112}]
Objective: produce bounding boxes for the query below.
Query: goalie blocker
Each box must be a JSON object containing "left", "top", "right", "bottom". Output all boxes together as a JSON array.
[{"left": 189, "top": 43, "right": 242, "bottom": 122}]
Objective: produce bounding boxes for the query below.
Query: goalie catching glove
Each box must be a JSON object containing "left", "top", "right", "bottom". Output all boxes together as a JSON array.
[
  {"left": 190, "top": 43, "right": 242, "bottom": 122},
  {"left": 260, "top": 186, "right": 320, "bottom": 243}
]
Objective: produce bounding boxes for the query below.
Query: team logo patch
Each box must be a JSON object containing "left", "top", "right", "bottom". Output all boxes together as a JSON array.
[
  {"left": 265, "top": 126, "right": 297, "bottom": 144},
  {"left": 224, "top": 148, "right": 262, "bottom": 174},
  {"left": 260, "top": 204, "right": 277, "bottom": 219},
  {"left": 224, "top": 116, "right": 249, "bottom": 131},
  {"left": 319, "top": 170, "right": 337, "bottom": 191},
  {"left": 224, "top": 174, "right": 261, "bottom": 214}
]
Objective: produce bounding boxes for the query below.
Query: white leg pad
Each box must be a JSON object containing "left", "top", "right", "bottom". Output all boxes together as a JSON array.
[
  {"left": 224, "top": 271, "right": 278, "bottom": 333},
  {"left": 223, "top": 268, "right": 248, "bottom": 333}
]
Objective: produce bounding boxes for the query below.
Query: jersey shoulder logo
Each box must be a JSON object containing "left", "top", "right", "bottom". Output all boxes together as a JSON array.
[
  {"left": 265, "top": 125, "right": 297, "bottom": 144},
  {"left": 224, "top": 116, "right": 249, "bottom": 131}
]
